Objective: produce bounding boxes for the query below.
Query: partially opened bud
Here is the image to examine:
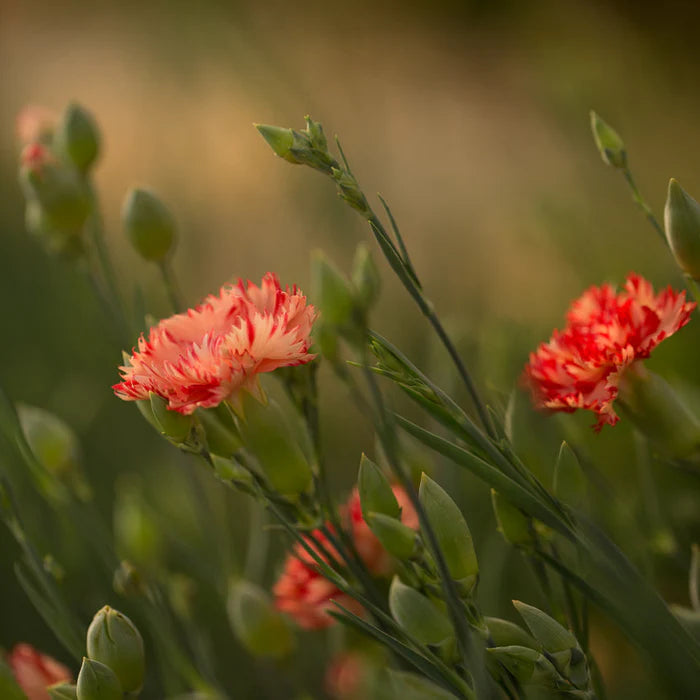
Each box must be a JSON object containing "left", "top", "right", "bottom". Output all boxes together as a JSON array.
[
  {"left": 366, "top": 512, "right": 419, "bottom": 560},
  {"left": 86, "top": 606, "right": 145, "bottom": 693},
  {"left": 48, "top": 683, "right": 78, "bottom": 699},
  {"left": 358, "top": 454, "right": 400, "bottom": 520},
  {"left": 419, "top": 474, "right": 478, "bottom": 591},
  {"left": 236, "top": 392, "right": 313, "bottom": 495},
  {"left": 227, "top": 579, "right": 295, "bottom": 658},
  {"left": 76, "top": 658, "right": 121, "bottom": 700},
  {"left": 664, "top": 178, "right": 700, "bottom": 279},
  {"left": 388, "top": 577, "right": 453, "bottom": 648},
  {"left": 56, "top": 103, "right": 100, "bottom": 172},
  {"left": 590, "top": 111, "right": 627, "bottom": 169},
  {"left": 122, "top": 188, "right": 176, "bottom": 261}
]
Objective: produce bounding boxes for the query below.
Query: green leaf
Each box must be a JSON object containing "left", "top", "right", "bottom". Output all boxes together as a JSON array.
[
  {"left": 512, "top": 600, "right": 578, "bottom": 653},
  {"left": 358, "top": 454, "right": 400, "bottom": 520},
  {"left": 389, "top": 577, "right": 453, "bottom": 646}
]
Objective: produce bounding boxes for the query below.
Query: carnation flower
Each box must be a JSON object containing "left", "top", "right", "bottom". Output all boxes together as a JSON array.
[
  {"left": 325, "top": 652, "right": 371, "bottom": 699},
  {"left": 7, "top": 643, "right": 72, "bottom": 700},
  {"left": 273, "top": 486, "right": 418, "bottom": 629},
  {"left": 114, "top": 273, "right": 317, "bottom": 414},
  {"left": 524, "top": 273, "right": 695, "bottom": 430}
]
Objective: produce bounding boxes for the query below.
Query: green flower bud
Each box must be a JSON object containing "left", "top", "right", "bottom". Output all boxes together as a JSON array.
[
  {"left": 48, "top": 683, "right": 78, "bottom": 699},
  {"left": 149, "top": 393, "right": 193, "bottom": 443},
  {"left": 419, "top": 474, "right": 478, "bottom": 586},
  {"left": 236, "top": 392, "right": 313, "bottom": 495},
  {"left": 486, "top": 646, "right": 559, "bottom": 685},
  {"left": 76, "top": 658, "right": 122, "bottom": 700},
  {"left": 513, "top": 600, "right": 577, "bottom": 654},
  {"left": 311, "top": 250, "right": 356, "bottom": 327},
  {"left": 553, "top": 442, "right": 587, "bottom": 511},
  {"left": 86, "top": 606, "right": 145, "bottom": 693},
  {"left": 254, "top": 124, "right": 300, "bottom": 163},
  {"left": 366, "top": 512, "right": 419, "bottom": 560},
  {"left": 113, "top": 560, "right": 146, "bottom": 598},
  {"left": 388, "top": 577, "right": 453, "bottom": 647},
  {"left": 255, "top": 119, "right": 337, "bottom": 174},
  {"left": 122, "top": 187, "right": 176, "bottom": 261},
  {"left": 19, "top": 159, "right": 90, "bottom": 234},
  {"left": 590, "top": 111, "right": 627, "bottom": 169},
  {"left": 485, "top": 616, "right": 539, "bottom": 650},
  {"left": 617, "top": 364, "right": 700, "bottom": 458},
  {"left": 491, "top": 489, "right": 534, "bottom": 547},
  {"left": 17, "top": 404, "right": 79, "bottom": 479},
  {"left": 227, "top": 579, "right": 295, "bottom": 658},
  {"left": 358, "top": 453, "right": 400, "bottom": 520},
  {"left": 56, "top": 103, "right": 100, "bottom": 172},
  {"left": 351, "top": 243, "right": 381, "bottom": 311},
  {"left": 386, "top": 669, "right": 456, "bottom": 699},
  {"left": 664, "top": 178, "right": 700, "bottom": 279}
]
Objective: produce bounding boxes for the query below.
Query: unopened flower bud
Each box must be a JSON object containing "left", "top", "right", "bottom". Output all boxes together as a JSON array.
[
  {"left": 590, "top": 111, "right": 627, "bottom": 169},
  {"left": 388, "top": 577, "right": 453, "bottom": 648},
  {"left": 122, "top": 188, "right": 176, "bottom": 261},
  {"left": 491, "top": 489, "right": 534, "bottom": 547},
  {"left": 48, "top": 682, "right": 78, "bottom": 699},
  {"left": 358, "top": 454, "right": 400, "bottom": 520},
  {"left": 485, "top": 616, "right": 539, "bottom": 649},
  {"left": 149, "top": 392, "right": 193, "bottom": 443},
  {"left": 351, "top": 243, "right": 381, "bottom": 311},
  {"left": 513, "top": 600, "right": 578, "bottom": 655},
  {"left": 236, "top": 392, "right": 313, "bottom": 495},
  {"left": 617, "top": 363, "right": 700, "bottom": 458},
  {"left": 365, "top": 512, "right": 418, "bottom": 560},
  {"left": 553, "top": 442, "right": 587, "bottom": 511},
  {"left": 419, "top": 473, "right": 478, "bottom": 589},
  {"left": 664, "top": 178, "right": 700, "bottom": 280},
  {"left": 56, "top": 104, "right": 100, "bottom": 172},
  {"left": 86, "top": 606, "right": 145, "bottom": 693},
  {"left": 19, "top": 155, "right": 90, "bottom": 234},
  {"left": 311, "top": 251, "right": 356, "bottom": 327},
  {"left": 255, "top": 124, "right": 300, "bottom": 163},
  {"left": 76, "top": 658, "right": 121, "bottom": 700},
  {"left": 255, "top": 119, "right": 337, "bottom": 174},
  {"left": 486, "top": 646, "right": 559, "bottom": 686},
  {"left": 227, "top": 579, "right": 295, "bottom": 658}
]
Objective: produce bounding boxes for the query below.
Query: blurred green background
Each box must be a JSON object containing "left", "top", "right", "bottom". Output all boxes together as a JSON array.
[{"left": 3, "top": 0, "right": 700, "bottom": 697}]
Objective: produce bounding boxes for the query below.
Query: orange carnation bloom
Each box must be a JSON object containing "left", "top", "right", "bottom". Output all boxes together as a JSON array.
[
  {"left": 273, "top": 486, "right": 418, "bottom": 629},
  {"left": 7, "top": 644, "right": 72, "bottom": 700},
  {"left": 524, "top": 274, "right": 695, "bottom": 430},
  {"left": 114, "top": 273, "right": 316, "bottom": 414}
]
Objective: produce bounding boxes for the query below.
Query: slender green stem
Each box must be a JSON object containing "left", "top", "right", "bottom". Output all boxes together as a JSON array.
[
  {"left": 621, "top": 167, "right": 667, "bottom": 246},
  {"left": 159, "top": 258, "right": 186, "bottom": 313}
]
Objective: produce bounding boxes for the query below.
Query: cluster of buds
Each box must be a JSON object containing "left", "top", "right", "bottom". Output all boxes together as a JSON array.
[{"left": 16, "top": 104, "right": 99, "bottom": 257}]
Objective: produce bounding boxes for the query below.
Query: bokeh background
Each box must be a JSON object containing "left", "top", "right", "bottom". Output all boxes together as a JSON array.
[{"left": 3, "top": 0, "right": 700, "bottom": 697}]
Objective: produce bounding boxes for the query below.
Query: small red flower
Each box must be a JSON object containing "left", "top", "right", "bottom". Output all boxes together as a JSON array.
[
  {"left": 273, "top": 486, "right": 418, "bottom": 629},
  {"left": 325, "top": 652, "right": 369, "bottom": 699},
  {"left": 523, "top": 274, "right": 695, "bottom": 430},
  {"left": 7, "top": 644, "right": 72, "bottom": 700},
  {"left": 114, "top": 273, "right": 316, "bottom": 414}
]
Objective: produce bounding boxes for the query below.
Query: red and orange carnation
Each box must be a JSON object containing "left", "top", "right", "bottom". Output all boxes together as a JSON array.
[
  {"left": 114, "top": 273, "right": 317, "bottom": 414},
  {"left": 273, "top": 485, "right": 418, "bottom": 629},
  {"left": 7, "top": 643, "right": 72, "bottom": 700},
  {"left": 524, "top": 273, "right": 695, "bottom": 430}
]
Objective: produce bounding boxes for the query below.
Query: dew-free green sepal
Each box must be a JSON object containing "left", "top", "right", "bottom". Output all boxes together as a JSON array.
[{"left": 76, "top": 658, "right": 122, "bottom": 700}]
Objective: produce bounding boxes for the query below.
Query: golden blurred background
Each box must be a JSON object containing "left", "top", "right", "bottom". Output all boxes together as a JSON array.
[{"left": 3, "top": 1, "right": 700, "bottom": 697}]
